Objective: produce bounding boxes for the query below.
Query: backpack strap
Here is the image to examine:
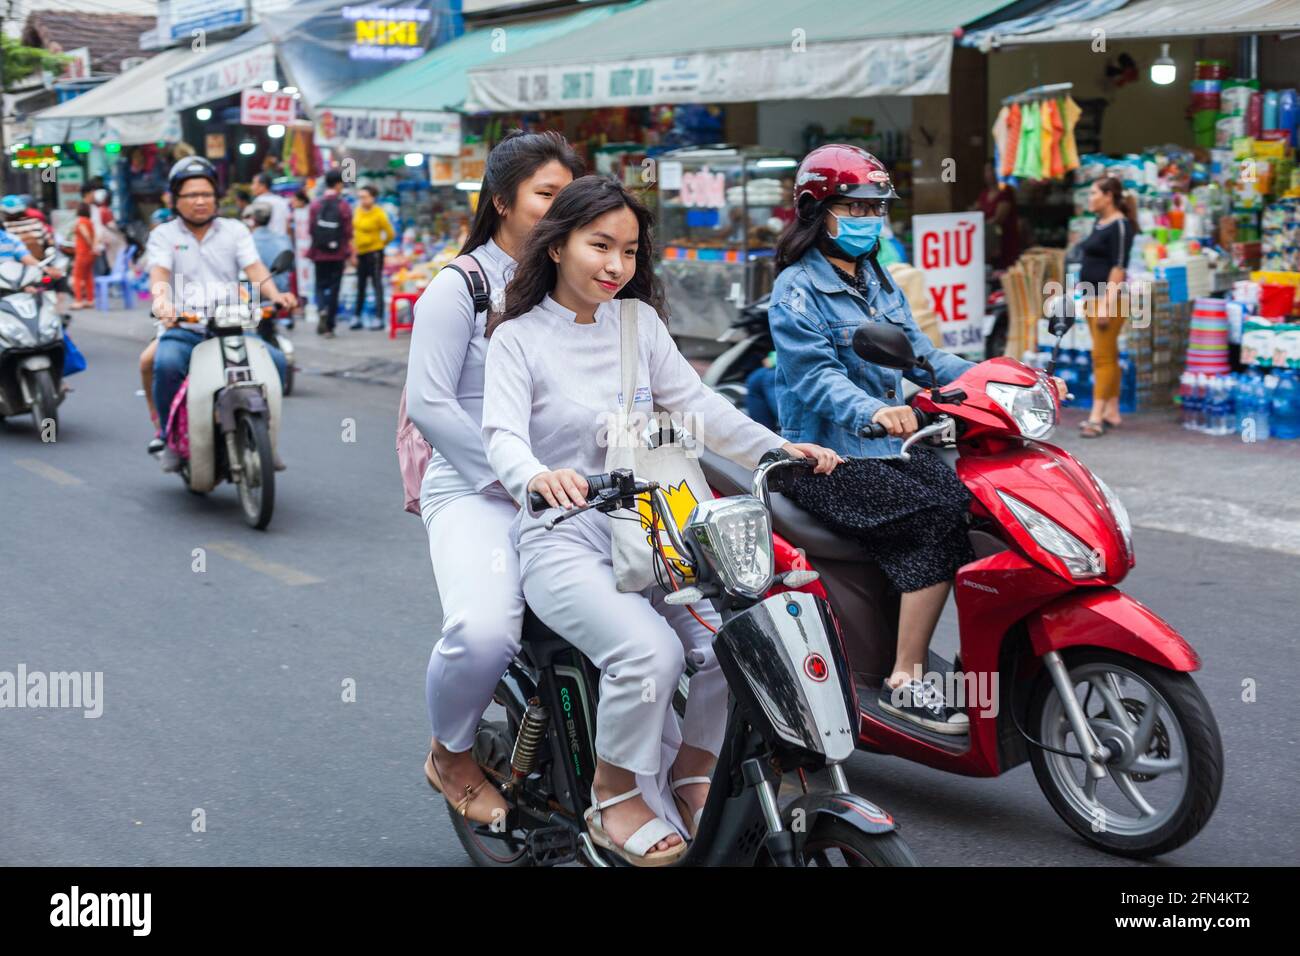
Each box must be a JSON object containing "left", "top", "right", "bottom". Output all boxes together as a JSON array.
[{"left": 444, "top": 253, "right": 492, "bottom": 314}]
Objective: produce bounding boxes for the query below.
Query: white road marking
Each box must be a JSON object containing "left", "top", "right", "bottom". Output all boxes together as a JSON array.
[
  {"left": 205, "top": 540, "right": 323, "bottom": 586},
  {"left": 13, "top": 458, "right": 83, "bottom": 486}
]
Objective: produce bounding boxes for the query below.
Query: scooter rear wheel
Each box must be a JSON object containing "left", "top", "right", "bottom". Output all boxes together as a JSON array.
[
  {"left": 1028, "top": 648, "right": 1223, "bottom": 858},
  {"left": 445, "top": 686, "right": 534, "bottom": 867},
  {"left": 234, "top": 411, "right": 275, "bottom": 530}
]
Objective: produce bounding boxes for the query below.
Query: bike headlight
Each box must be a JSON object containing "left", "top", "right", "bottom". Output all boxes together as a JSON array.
[
  {"left": 0, "top": 313, "right": 33, "bottom": 346},
  {"left": 213, "top": 305, "right": 250, "bottom": 329},
  {"left": 1092, "top": 473, "right": 1133, "bottom": 557},
  {"left": 684, "top": 497, "right": 774, "bottom": 599},
  {"left": 986, "top": 379, "right": 1057, "bottom": 440},
  {"left": 997, "top": 490, "right": 1104, "bottom": 579},
  {"left": 38, "top": 307, "right": 61, "bottom": 338}
]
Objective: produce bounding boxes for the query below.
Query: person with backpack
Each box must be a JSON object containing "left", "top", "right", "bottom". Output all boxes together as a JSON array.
[
  {"left": 400, "top": 130, "right": 583, "bottom": 826},
  {"left": 306, "top": 169, "right": 352, "bottom": 338}
]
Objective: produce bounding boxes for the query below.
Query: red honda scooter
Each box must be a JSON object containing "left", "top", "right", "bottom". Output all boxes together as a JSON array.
[{"left": 700, "top": 312, "right": 1223, "bottom": 858}]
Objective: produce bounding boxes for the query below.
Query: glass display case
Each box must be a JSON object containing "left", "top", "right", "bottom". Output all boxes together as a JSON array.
[{"left": 656, "top": 145, "right": 798, "bottom": 349}]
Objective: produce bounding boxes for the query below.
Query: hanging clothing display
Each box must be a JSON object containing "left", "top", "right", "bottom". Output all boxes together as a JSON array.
[
  {"left": 996, "top": 87, "right": 1081, "bottom": 182},
  {"left": 1061, "top": 95, "right": 1082, "bottom": 172}
]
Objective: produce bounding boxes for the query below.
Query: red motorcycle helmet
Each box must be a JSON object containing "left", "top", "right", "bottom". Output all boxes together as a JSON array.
[{"left": 793, "top": 144, "right": 899, "bottom": 220}]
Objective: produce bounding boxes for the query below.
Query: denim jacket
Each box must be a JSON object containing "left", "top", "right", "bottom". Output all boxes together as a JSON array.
[{"left": 770, "top": 248, "right": 975, "bottom": 458}]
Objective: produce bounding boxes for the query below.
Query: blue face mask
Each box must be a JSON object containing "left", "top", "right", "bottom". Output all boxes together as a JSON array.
[{"left": 829, "top": 212, "right": 884, "bottom": 258}]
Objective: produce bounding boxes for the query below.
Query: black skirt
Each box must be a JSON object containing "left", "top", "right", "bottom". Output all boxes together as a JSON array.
[{"left": 788, "top": 447, "right": 975, "bottom": 593}]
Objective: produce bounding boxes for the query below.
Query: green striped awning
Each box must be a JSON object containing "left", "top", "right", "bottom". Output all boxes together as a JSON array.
[{"left": 465, "top": 0, "right": 1016, "bottom": 110}]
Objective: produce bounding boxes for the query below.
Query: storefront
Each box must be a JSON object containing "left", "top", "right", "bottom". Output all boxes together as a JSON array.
[
  {"left": 29, "top": 46, "right": 192, "bottom": 229},
  {"left": 967, "top": 0, "right": 1300, "bottom": 428},
  {"left": 462, "top": 0, "right": 1009, "bottom": 345}
]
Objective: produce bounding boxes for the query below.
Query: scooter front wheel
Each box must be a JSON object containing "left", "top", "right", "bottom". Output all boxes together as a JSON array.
[
  {"left": 234, "top": 411, "right": 275, "bottom": 529},
  {"left": 27, "top": 368, "right": 58, "bottom": 437},
  {"left": 1028, "top": 648, "right": 1223, "bottom": 858},
  {"left": 758, "top": 818, "right": 919, "bottom": 867}
]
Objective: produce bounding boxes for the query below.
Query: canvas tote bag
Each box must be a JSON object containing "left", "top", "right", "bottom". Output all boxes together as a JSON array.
[{"left": 606, "top": 298, "right": 712, "bottom": 593}]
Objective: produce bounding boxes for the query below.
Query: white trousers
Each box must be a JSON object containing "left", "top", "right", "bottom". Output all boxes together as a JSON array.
[
  {"left": 422, "top": 490, "right": 526, "bottom": 753},
  {"left": 517, "top": 511, "right": 729, "bottom": 776}
]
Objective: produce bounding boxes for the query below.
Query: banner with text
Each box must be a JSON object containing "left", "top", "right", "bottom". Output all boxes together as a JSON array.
[{"left": 315, "top": 107, "right": 461, "bottom": 156}]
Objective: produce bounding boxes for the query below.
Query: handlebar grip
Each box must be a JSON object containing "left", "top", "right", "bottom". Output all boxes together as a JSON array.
[
  {"left": 860, "top": 422, "right": 889, "bottom": 439},
  {"left": 527, "top": 472, "right": 613, "bottom": 512}
]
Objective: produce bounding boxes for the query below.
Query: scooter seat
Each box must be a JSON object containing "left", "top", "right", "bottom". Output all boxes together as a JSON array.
[{"left": 699, "top": 450, "right": 868, "bottom": 562}]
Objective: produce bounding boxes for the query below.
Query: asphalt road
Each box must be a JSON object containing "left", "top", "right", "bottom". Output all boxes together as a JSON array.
[{"left": 2, "top": 320, "right": 1297, "bottom": 866}]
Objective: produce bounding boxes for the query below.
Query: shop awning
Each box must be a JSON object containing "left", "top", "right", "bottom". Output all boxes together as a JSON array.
[
  {"left": 30, "top": 46, "right": 198, "bottom": 146},
  {"left": 962, "top": 0, "right": 1300, "bottom": 45},
  {"left": 164, "top": 27, "right": 277, "bottom": 111},
  {"left": 464, "top": 0, "right": 1015, "bottom": 111},
  {"left": 321, "top": 2, "right": 630, "bottom": 113}
]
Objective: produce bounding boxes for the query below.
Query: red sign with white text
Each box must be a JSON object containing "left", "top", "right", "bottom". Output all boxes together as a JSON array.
[{"left": 240, "top": 89, "right": 297, "bottom": 127}]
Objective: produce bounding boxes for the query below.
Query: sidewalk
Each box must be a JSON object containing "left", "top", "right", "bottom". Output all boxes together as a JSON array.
[{"left": 71, "top": 305, "right": 1300, "bottom": 556}]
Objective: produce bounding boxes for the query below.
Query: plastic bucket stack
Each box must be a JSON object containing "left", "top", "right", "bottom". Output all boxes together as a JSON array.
[{"left": 1185, "top": 298, "right": 1232, "bottom": 375}]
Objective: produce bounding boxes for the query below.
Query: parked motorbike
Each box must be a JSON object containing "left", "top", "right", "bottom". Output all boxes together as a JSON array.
[
  {"left": 700, "top": 310, "right": 1223, "bottom": 858},
  {"left": 155, "top": 251, "right": 293, "bottom": 529},
  {"left": 443, "top": 462, "right": 917, "bottom": 868},
  {"left": 701, "top": 293, "right": 772, "bottom": 413},
  {"left": 0, "top": 250, "right": 66, "bottom": 435}
]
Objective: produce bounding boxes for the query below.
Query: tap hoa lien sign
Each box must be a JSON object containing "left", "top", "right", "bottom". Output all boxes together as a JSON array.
[
  {"left": 316, "top": 107, "right": 461, "bottom": 156},
  {"left": 342, "top": 4, "right": 431, "bottom": 62}
]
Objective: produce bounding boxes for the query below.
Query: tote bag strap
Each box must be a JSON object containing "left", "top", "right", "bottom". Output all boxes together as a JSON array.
[{"left": 620, "top": 298, "right": 638, "bottom": 418}]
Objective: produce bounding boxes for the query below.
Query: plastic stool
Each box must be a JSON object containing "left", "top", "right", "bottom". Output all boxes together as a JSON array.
[{"left": 389, "top": 292, "right": 421, "bottom": 339}]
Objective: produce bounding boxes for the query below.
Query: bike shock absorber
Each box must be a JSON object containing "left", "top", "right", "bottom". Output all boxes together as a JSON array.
[{"left": 510, "top": 698, "right": 549, "bottom": 783}]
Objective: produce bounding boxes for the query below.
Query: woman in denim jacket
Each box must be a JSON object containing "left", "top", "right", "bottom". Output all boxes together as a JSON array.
[{"left": 768, "top": 145, "right": 978, "bottom": 735}]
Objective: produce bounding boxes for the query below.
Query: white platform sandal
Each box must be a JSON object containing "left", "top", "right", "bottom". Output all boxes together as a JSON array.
[
  {"left": 670, "top": 775, "right": 710, "bottom": 839},
  {"left": 584, "top": 787, "right": 686, "bottom": 867}
]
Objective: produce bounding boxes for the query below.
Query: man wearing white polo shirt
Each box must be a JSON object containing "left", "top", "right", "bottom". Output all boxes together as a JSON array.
[{"left": 147, "top": 156, "right": 296, "bottom": 471}]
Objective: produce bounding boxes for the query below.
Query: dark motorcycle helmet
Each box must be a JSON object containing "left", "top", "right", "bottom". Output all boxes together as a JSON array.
[
  {"left": 793, "top": 144, "right": 899, "bottom": 222},
  {"left": 168, "top": 156, "right": 218, "bottom": 199}
]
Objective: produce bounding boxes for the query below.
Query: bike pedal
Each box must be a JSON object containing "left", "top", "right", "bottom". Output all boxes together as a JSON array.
[{"left": 526, "top": 826, "right": 578, "bottom": 866}]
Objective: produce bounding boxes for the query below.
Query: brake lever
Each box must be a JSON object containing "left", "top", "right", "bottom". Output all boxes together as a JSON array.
[{"left": 543, "top": 487, "right": 632, "bottom": 530}]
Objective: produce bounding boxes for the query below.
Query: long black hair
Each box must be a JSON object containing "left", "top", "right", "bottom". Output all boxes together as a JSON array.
[
  {"left": 488, "top": 175, "right": 667, "bottom": 336},
  {"left": 462, "top": 129, "right": 585, "bottom": 256},
  {"left": 774, "top": 211, "right": 829, "bottom": 274}
]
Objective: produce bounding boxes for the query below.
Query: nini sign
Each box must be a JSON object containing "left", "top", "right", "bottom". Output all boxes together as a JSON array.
[{"left": 342, "top": 3, "right": 432, "bottom": 62}]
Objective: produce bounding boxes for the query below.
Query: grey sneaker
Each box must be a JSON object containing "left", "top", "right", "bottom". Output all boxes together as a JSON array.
[
  {"left": 879, "top": 679, "right": 969, "bottom": 735},
  {"left": 159, "top": 446, "right": 183, "bottom": 473}
]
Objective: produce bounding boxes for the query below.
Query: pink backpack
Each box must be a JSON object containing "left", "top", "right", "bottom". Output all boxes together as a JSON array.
[{"left": 397, "top": 253, "right": 492, "bottom": 515}]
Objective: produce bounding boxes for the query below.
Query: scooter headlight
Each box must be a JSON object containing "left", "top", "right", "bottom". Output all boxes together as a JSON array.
[
  {"left": 684, "top": 497, "right": 774, "bottom": 599},
  {"left": 213, "top": 304, "right": 252, "bottom": 329},
  {"left": 1092, "top": 473, "right": 1133, "bottom": 557},
  {"left": 986, "top": 379, "right": 1057, "bottom": 440},
  {"left": 0, "top": 313, "right": 33, "bottom": 346},
  {"left": 38, "top": 306, "right": 61, "bottom": 338},
  {"left": 997, "top": 490, "right": 1104, "bottom": 579}
]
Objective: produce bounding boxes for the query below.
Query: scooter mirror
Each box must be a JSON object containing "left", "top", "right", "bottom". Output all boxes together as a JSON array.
[
  {"left": 270, "top": 250, "right": 295, "bottom": 276},
  {"left": 852, "top": 321, "right": 916, "bottom": 371},
  {"left": 1044, "top": 293, "right": 1076, "bottom": 338}
]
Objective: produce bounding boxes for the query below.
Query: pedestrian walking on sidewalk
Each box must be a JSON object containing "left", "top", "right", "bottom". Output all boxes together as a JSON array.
[
  {"left": 306, "top": 169, "right": 352, "bottom": 339},
  {"left": 349, "top": 185, "right": 394, "bottom": 330}
]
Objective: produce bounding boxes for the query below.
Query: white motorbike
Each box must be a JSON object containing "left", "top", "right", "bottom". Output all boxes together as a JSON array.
[{"left": 0, "top": 250, "right": 65, "bottom": 435}]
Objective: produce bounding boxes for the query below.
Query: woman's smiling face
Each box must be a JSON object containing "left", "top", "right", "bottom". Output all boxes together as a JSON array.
[{"left": 551, "top": 205, "right": 640, "bottom": 311}]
